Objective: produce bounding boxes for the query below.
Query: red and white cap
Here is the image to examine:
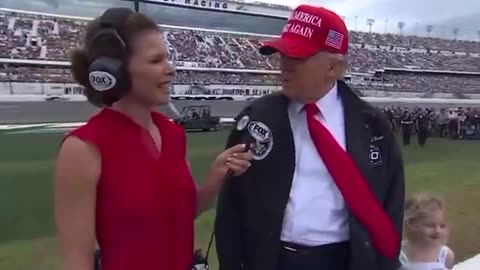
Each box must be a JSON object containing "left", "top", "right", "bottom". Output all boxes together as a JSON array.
[{"left": 259, "top": 4, "right": 349, "bottom": 58}]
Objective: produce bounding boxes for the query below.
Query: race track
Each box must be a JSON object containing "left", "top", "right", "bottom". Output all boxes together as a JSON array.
[
  {"left": 0, "top": 99, "right": 477, "bottom": 124},
  {"left": 0, "top": 100, "right": 251, "bottom": 124}
]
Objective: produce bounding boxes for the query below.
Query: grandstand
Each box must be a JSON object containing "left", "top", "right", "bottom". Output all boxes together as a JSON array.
[{"left": 0, "top": 0, "right": 479, "bottom": 101}]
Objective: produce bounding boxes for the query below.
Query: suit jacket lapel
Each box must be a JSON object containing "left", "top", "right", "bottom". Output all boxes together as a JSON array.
[
  {"left": 271, "top": 94, "right": 296, "bottom": 215},
  {"left": 252, "top": 93, "right": 296, "bottom": 217},
  {"left": 338, "top": 81, "right": 379, "bottom": 195}
]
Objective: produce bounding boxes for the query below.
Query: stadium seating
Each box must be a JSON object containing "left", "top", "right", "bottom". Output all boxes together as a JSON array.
[
  {"left": 1, "top": 65, "right": 479, "bottom": 96},
  {"left": 0, "top": 10, "right": 479, "bottom": 94},
  {"left": 381, "top": 73, "right": 480, "bottom": 94}
]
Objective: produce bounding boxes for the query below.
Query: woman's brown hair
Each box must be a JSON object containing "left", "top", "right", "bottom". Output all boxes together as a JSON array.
[{"left": 70, "top": 9, "right": 160, "bottom": 107}]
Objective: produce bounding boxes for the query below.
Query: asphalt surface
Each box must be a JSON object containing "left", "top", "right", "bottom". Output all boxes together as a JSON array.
[
  {"left": 0, "top": 100, "right": 251, "bottom": 124},
  {"left": 0, "top": 99, "right": 478, "bottom": 124}
]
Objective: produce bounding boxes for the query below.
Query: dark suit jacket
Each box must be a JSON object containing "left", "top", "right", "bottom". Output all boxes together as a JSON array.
[{"left": 214, "top": 81, "right": 405, "bottom": 270}]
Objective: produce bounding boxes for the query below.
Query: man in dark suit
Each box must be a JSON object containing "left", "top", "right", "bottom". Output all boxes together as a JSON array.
[
  {"left": 401, "top": 110, "right": 414, "bottom": 146},
  {"left": 214, "top": 4, "right": 405, "bottom": 270},
  {"left": 416, "top": 110, "right": 429, "bottom": 146}
]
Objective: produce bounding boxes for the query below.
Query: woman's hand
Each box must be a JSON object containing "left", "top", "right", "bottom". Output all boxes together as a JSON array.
[{"left": 211, "top": 143, "right": 254, "bottom": 178}]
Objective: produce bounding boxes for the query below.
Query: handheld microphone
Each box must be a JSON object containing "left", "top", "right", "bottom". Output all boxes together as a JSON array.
[
  {"left": 224, "top": 112, "right": 255, "bottom": 179},
  {"left": 192, "top": 111, "right": 256, "bottom": 270},
  {"left": 224, "top": 140, "right": 254, "bottom": 179}
]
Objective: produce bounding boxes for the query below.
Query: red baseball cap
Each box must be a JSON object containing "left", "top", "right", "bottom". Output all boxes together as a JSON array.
[{"left": 259, "top": 4, "right": 349, "bottom": 58}]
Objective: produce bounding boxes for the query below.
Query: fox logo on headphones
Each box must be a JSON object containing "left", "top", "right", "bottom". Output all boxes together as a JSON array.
[
  {"left": 89, "top": 71, "right": 117, "bottom": 92},
  {"left": 86, "top": 8, "right": 133, "bottom": 102}
]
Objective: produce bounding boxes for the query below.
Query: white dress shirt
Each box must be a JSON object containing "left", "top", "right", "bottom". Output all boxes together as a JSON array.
[{"left": 280, "top": 83, "right": 350, "bottom": 246}]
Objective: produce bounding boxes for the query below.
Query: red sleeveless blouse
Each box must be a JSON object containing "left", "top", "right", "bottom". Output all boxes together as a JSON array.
[{"left": 65, "top": 108, "right": 197, "bottom": 270}]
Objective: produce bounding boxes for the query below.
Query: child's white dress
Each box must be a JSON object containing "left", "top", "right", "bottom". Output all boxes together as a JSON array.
[{"left": 399, "top": 244, "right": 450, "bottom": 270}]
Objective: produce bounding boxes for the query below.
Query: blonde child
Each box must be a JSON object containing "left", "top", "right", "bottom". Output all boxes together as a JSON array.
[{"left": 399, "top": 193, "right": 455, "bottom": 270}]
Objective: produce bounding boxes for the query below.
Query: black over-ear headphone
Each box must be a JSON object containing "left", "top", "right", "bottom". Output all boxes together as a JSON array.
[{"left": 87, "top": 8, "right": 134, "bottom": 104}]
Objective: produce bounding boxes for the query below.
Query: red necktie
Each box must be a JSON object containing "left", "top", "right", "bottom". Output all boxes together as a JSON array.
[{"left": 304, "top": 103, "right": 399, "bottom": 259}]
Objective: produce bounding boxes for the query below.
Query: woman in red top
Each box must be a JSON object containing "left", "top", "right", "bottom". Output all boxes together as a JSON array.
[{"left": 54, "top": 8, "right": 252, "bottom": 270}]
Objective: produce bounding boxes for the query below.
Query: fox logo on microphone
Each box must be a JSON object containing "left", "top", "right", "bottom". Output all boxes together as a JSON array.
[
  {"left": 89, "top": 71, "right": 117, "bottom": 92},
  {"left": 247, "top": 121, "right": 273, "bottom": 160},
  {"left": 247, "top": 121, "right": 272, "bottom": 143}
]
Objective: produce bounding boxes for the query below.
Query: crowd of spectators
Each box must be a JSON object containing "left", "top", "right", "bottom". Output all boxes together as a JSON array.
[
  {"left": 383, "top": 106, "right": 480, "bottom": 139},
  {"left": 0, "top": 65, "right": 72, "bottom": 83},
  {"left": 380, "top": 73, "right": 480, "bottom": 93},
  {"left": 0, "top": 10, "right": 479, "bottom": 94},
  {"left": 349, "top": 32, "right": 480, "bottom": 53},
  {"left": 1, "top": 64, "right": 479, "bottom": 94}
]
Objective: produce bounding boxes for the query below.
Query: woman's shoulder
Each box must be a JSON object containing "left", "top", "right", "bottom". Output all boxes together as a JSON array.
[
  {"left": 152, "top": 111, "right": 186, "bottom": 135},
  {"left": 63, "top": 109, "right": 113, "bottom": 146}
]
